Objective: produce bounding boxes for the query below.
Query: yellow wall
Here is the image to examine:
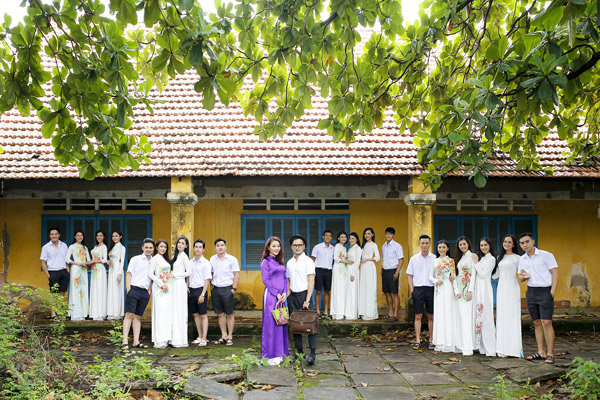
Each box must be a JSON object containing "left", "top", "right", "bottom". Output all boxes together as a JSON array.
[
  {"left": 3, "top": 197, "right": 598, "bottom": 308},
  {"left": 536, "top": 200, "right": 598, "bottom": 306}
]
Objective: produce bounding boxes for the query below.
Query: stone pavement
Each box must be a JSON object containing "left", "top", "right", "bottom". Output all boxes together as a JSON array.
[{"left": 70, "top": 328, "right": 600, "bottom": 399}]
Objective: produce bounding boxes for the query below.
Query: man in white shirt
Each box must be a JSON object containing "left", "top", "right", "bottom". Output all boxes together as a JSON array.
[
  {"left": 310, "top": 230, "right": 334, "bottom": 317},
  {"left": 287, "top": 235, "right": 317, "bottom": 364},
  {"left": 381, "top": 227, "right": 404, "bottom": 321},
  {"left": 210, "top": 238, "right": 240, "bottom": 346},
  {"left": 518, "top": 232, "right": 559, "bottom": 364},
  {"left": 122, "top": 238, "right": 154, "bottom": 353},
  {"left": 406, "top": 234, "right": 436, "bottom": 350},
  {"left": 40, "top": 227, "right": 69, "bottom": 317},
  {"left": 189, "top": 239, "right": 212, "bottom": 347}
]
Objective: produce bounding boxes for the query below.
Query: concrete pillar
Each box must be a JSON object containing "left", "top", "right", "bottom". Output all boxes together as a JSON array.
[
  {"left": 403, "top": 177, "right": 436, "bottom": 321},
  {"left": 167, "top": 177, "right": 197, "bottom": 250}
]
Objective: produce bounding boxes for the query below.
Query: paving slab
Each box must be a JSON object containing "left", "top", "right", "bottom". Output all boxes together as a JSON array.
[
  {"left": 505, "top": 363, "right": 564, "bottom": 384},
  {"left": 184, "top": 376, "right": 239, "bottom": 400},
  {"left": 305, "top": 359, "right": 346, "bottom": 374},
  {"left": 415, "top": 385, "right": 483, "bottom": 399},
  {"left": 301, "top": 386, "right": 358, "bottom": 399},
  {"left": 242, "top": 386, "right": 298, "bottom": 400},
  {"left": 391, "top": 362, "right": 445, "bottom": 374},
  {"left": 343, "top": 360, "right": 394, "bottom": 374},
  {"left": 246, "top": 365, "right": 296, "bottom": 386},
  {"left": 401, "top": 372, "right": 458, "bottom": 386},
  {"left": 303, "top": 373, "right": 351, "bottom": 387},
  {"left": 357, "top": 386, "right": 417, "bottom": 400},
  {"left": 349, "top": 372, "right": 406, "bottom": 386},
  {"left": 482, "top": 358, "right": 529, "bottom": 370},
  {"left": 380, "top": 352, "right": 431, "bottom": 363},
  {"left": 448, "top": 368, "right": 500, "bottom": 384},
  {"left": 199, "top": 362, "right": 237, "bottom": 373}
]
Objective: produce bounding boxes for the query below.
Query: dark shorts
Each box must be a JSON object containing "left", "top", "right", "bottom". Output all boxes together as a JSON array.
[
  {"left": 526, "top": 286, "right": 554, "bottom": 320},
  {"left": 412, "top": 286, "right": 434, "bottom": 315},
  {"left": 48, "top": 269, "right": 70, "bottom": 293},
  {"left": 212, "top": 285, "right": 234, "bottom": 315},
  {"left": 188, "top": 286, "right": 208, "bottom": 315},
  {"left": 124, "top": 286, "right": 150, "bottom": 316},
  {"left": 315, "top": 268, "right": 332, "bottom": 292},
  {"left": 381, "top": 269, "right": 399, "bottom": 294}
]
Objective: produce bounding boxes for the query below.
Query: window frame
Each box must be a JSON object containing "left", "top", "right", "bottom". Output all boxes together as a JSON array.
[{"left": 241, "top": 214, "right": 350, "bottom": 270}]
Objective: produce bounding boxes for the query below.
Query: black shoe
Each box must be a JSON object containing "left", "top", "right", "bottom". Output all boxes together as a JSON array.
[{"left": 306, "top": 354, "right": 316, "bottom": 365}]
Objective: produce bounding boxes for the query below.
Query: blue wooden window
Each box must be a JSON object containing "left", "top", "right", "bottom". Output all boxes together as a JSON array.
[
  {"left": 241, "top": 214, "right": 350, "bottom": 270},
  {"left": 41, "top": 214, "right": 152, "bottom": 270},
  {"left": 434, "top": 214, "right": 537, "bottom": 255}
]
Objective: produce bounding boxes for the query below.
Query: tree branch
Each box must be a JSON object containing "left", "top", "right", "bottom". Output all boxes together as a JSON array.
[{"left": 566, "top": 51, "right": 600, "bottom": 80}]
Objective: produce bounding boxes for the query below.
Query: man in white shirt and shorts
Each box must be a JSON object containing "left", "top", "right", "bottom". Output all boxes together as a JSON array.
[
  {"left": 189, "top": 239, "right": 212, "bottom": 347},
  {"left": 311, "top": 230, "right": 334, "bottom": 317},
  {"left": 518, "top": 232, "right": 559, "bottom": 364},
  {"left": 210, "top": 238, "right": 240, "bottom": 346}
]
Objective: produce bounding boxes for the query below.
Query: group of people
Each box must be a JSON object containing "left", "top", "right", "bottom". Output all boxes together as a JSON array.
[
  {"left": 410, "top": 232, "right": 558, "bottom": 364},
  {"left": 40, "top": 228, "right": 126, "bottom": 321},
  {"left": 40, "top": 228, "right": 241, "bottom": 352}
]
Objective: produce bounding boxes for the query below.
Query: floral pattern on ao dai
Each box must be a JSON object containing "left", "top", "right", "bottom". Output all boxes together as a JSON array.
[
  {"left": 107, "top": 243, "right": 125, "bottom": 319},
  {"left": 66, "top": 244, "right": 90, "bottom": 320},
  {"left": 89, "top": 244, "right": 108, "bottom": 320},
  {"left": 430, "top": 256, "right": 458, "bottom": 352},
  {"left": 330, "top": 243, "right": 348, "bottom": 320},
  {"left": 453, "top": 251, "right": 476, "bottom": 356}
]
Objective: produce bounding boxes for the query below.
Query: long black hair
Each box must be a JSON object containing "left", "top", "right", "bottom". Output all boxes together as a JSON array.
[
  {"left": 497, "top": 234, "right": 518, "bottom": 263},
  {"left": 435, "top": 239, "right": 452, "bottom": 258},
  {"left": 362, "top": 227, "right": 375, "bottom": 244},
  {"left": 349, "top": 232, "right": 361, "bottom": 248},
  {"left": 171, "top": 236, "right": 190, "bottom": 270},
  {"left": 478, "top": 237, "right": 498, "bottom": 276},
  {"left": 453, "top": 236, "right": 474, "bottom": 275},
  {"left": 109, "top": 231, "right": 123, "bottom": 251},
  {"left": 155, "top": 239, "right": 170, "bottom": 263}
]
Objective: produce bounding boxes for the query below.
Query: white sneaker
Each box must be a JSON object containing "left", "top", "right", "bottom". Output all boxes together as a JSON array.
[{"left": 192, "top": 337, "right": 202, "bottom": 344}]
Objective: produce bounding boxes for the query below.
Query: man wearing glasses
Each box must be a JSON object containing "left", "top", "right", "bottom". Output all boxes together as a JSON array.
[{"left": 286, "top": 235, "right": 317, "bottom": 364}]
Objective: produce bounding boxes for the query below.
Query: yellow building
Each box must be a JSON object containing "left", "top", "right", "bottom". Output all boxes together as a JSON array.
[{"left": 1, "top": 69, "right": 599, "bottom": 310}]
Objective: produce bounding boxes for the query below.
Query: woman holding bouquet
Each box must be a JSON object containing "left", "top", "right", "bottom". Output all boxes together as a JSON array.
[
  {"left": 453, "top": 236, "right": 478, "bottom": 356},
  {"left": 65, "top": 231, "right": 90, "bottom": 321},
  {"left": 344, "top": 232, "right": 362, "bottom": 320},
  {"left": 330, "top": 231, "right": 351, "bottom": 320},
  {"left": 429, "top": 240, "right": 457, "bottom": 352},
  {"left": 149, "top": 239, "right": 173, "bottom": 348},
  {"left": 89, "top": 231, "right": 108, "bottom": 321},
  {"left": 260, "top": 236, "right": 289, "bottom": 365}
]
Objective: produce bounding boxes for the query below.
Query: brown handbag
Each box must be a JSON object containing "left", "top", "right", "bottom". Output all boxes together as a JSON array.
[{"left": 289, "top": 309, "right": 319, "bottom": 335}]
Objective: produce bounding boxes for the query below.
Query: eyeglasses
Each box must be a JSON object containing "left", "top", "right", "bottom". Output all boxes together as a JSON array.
[{"left": 291, "top": 244, "right": 305, "bottom": 247}]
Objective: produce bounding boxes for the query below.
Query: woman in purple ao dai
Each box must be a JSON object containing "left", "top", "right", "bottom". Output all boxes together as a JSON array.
[{"left": 260, "top": 236, "right": 289, "bottom": 365}]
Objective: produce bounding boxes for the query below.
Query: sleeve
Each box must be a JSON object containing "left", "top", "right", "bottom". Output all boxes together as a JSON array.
[
  {"left": 65, "top": 245, "right": 73, "bottom": 263},
  {"left": 429, "top": 260, "right": 438, "bottom": 285},
  {"left": 311, "top": 245, "right": 318, "bottom": 258},
  {"left": 373, "top": 244, "right": 380, "bottom": 262},
  {"left": 84, "top": 247, "right": 91, "bottom": 263},
  {"left": 40, "top": 245, "right": 48, "bottom": 261},
  {"left": 203, "top": 261, "right": 212, "bottom": 281},
  {"left": 333, "top": 244, "right": 343, "bottom": 263},
  {"left": 261, "top": 259, "right": 281, "bottom": 295},
  {"left": 101, "top": 245, "right": 108, "bottom": 263},
  {"left": 474, "top": 255, "right": 495, "bottom": 279},
  {"left": 148, "top": 258, "right": 162, "bottom": 285},
  {"left": 353, "top": 248, "right": 362, "bottom": 275},
  {"left": 449, "top": 259, "right": 456, "bottom": 278},
  {"left": 306, "top": 258, "right": 316, "bottom": 275},
  {"left": 231, "top": 256, "right": 240, "bottom": 272},
  {"left": 174, "top": 255, "right": 192, "bottom": 278},
  {"left": 397, "top": 244, "right": 404, "bottom": 260},
  {"left": 116, "top": 245, "right": 126, "bottom": 275},
  {"left": 545, "top": 252, "right": 559, "bottom": 270},
  {"left": 468, "top": 259, "right": 477, "bottom": 292},
  {"left": 406, "top": 257, "right": 414, "bottom": 276}
]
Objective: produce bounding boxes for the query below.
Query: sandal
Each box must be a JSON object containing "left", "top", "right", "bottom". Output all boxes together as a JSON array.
[
  {"left": 226, "top": 339, "right": 234, "bottom": 346},
  {"left": 133, "top": 343, "right": 149, "bottom": 349},
  {"left": 428, "top": 342, "right": 435, "bottom": 350},
  {"left": 412, "top": 342, "right": 421, "bottom": 350},
  {"left": 526, "top": 353, "right": 544, "bottom": 361},
  {"left": 198, "top": 339, "right": 208, "bottom": 347},
  {"left": 389, "top": 316, "right": 398, "bottom": 322},
  {"left": 214, "top": 337, "right": 227, "bottom": 345},
  {"left": 121, "top": 343, "right": 130, "bottom": 353},
  {"left": 545, "top": 355, "right": 555, "bottom": 364}
]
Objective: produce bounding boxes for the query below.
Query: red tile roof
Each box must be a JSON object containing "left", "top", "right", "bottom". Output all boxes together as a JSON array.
[{"left": 0, "top": 61, "right": 598, "bottom": 180}]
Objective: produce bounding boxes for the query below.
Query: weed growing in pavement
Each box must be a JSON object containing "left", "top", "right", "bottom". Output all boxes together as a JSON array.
[
  {"left": 350, "top": 325, "right": 367, "bottom": 338},
  {"left": 227, "top": 348, "right": 264, "bottom": 372},
  {"left": 490, "top": 375, "right": 512, "bottom": 400},
  {"left": 575, "top": 305, "right": 584, "bottom": 316},
  {"left": 563, "top": 357, "right": 600, "bottom": 399},
  {"left": 107, "top": 322, "right": 124, "bottom": 346}
]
